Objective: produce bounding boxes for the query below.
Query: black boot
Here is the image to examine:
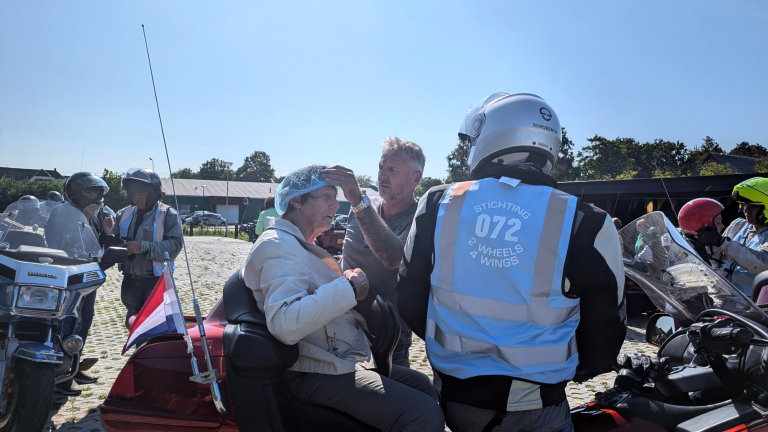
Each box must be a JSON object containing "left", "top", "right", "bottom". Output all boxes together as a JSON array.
[{"left": 54, "top": 380, "right": 82, "bottom": 396}]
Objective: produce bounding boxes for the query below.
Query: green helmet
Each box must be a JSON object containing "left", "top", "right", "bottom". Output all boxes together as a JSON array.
[{"left": 732, "top": 177, "right": 768, "bottom": 222}]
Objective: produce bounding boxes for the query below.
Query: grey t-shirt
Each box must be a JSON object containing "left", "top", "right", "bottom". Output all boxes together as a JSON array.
[{"left": 341, "top": 196, "right": 417, "bottom": 351}]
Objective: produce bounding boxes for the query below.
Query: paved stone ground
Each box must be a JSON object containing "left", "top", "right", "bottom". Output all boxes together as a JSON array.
[{"left": 44, "top": 237, "right": 653, "bottom": 431}]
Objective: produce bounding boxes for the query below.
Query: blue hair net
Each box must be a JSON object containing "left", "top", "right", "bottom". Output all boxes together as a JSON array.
[{"left": 275, "top": 164, "right": 331, "bottom": 215}]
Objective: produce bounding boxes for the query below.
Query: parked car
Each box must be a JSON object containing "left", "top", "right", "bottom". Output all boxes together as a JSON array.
[{"left": 186, "top": 211, "right": 227, "bottom": 227}]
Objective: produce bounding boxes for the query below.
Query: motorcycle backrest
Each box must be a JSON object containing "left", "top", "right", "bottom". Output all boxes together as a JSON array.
[
  {"left": 223, "top": 268, "right": 268, "bottom": 326},
  {"left": 222, "top": 267, "right": 299, "bottom": 376},
  {"left": 370, "top": 295, "right": 401, "bottom": 378}
]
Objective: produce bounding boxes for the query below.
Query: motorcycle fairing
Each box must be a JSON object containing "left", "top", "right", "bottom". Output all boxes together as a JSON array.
[
  {"left": 619, "top": 211, "right": 768, "bottom": 327},
  {"left": 12, "top": 341, "right": 63, "bottom": 364}
]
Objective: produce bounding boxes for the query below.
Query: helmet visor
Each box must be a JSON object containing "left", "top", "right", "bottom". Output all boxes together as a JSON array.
[
  {"left": 459, "top": 92, "right": 510, "bottom": 140},
  {"left": 69, "top": 175, "right": 110, "bottom": 195},
  {"left": 124, "top": 167, "right": 154, "bottom": 183}
]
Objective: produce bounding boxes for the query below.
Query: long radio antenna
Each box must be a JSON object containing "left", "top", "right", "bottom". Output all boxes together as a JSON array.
[
  {"left": 660, "top": 177, "right": 679, "bottom": 220},
  {"left": 141, "top": 24, "right": 197, "bottom": 301},
  {"left": 141, "top": 24, "right": 227, "bottom": 415}
]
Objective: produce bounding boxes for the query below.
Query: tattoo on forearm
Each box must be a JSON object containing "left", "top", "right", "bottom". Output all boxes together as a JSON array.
[{"left": 356, "top": 207, "right": 405, "bottom": 269}]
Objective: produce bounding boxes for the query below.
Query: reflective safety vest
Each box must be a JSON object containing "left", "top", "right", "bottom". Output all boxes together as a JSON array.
[
  {"left": 119, "top": 203, "right": 174, "bottom": 276},
  {"left": 716, "top": 219, "right": 768, "bottom": 296},
  {"left": 427, "top": 177, "right": 580, "bottom": 385}
]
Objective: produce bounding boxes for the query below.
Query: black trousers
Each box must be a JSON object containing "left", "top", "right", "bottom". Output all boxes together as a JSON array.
[{"left": 121, "top": 275, "right": 160, "bottom": 328}]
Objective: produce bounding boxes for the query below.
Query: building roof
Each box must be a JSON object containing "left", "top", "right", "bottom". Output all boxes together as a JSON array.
[
  {"left": 559, "top": 172, "right": 768, "bottom": 200},
  {"left": 0, "top": 167, "right": 66, "bottom": 181},
  {"left": 161, "top": 178, "right": 379, "bottom": 202},
  {"left": 703, "top": 153, "right": 756, "bottom": 174}
]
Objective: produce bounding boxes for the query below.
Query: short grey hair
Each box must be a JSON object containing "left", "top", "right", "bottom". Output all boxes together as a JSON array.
[{"left": 381, "top": 136, "right": 425, "bottom": 173}]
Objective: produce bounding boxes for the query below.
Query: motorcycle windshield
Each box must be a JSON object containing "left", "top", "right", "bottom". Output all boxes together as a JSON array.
[
  {"left": 619, "top": 211, "right": 768, "bottom": 327},
  {"left": 0, "top": 200, "right": 101, "bottom": 262}
]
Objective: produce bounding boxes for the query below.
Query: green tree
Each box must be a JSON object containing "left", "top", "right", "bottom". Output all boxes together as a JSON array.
[
  {"left": 198, "top": 158, "right": 234, "bottom": 180},
  {"left": 101, "top": 169, "right": 129, "bottom": 210},
  {"left": 638, "top": 139, "right": 689, "bottom": 178},
  {"left": 172, "top": 168, "right": 197, "bottom": 179},
  {"left": 446, "top": 138, "right": 471, "bottom": 182},
  {"left": 414, "top": 177, "right": 445, "bottom": 198},
  {"left": 729, "top": 141, "right": 768, "bottom": 159},
  {"left": 275, "top": 175, "right": 286, "bottom": 184},
  {"left": 699, "top": 161, "right": 737, "bottom": 176},
  {"left": 685, "top": 136, "right": 724, "bottom": 174},
  {"left": 576, "top": 136, "right": 640, "bottom": 180},
  {"left": 236, "top": 151, "right": 276, "bottom": 182},
  {"left": 0, "top": 179, "right": 63, "bottom": 211},
  {"left": 551, "top": 127, "right": 581, "bottom": 181},
  {"left": 356, "top": 175, "right": 375, "bottom": 188},
  {"left": 755, "top": 158, "right": 768, "bottom": 174}
]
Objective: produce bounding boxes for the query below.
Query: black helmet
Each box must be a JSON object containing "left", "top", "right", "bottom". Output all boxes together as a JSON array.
[
  {"left": 19, "top": 195, "right": 40, "bottom": 211},
  {"left": 47, "top": 191, "right": 64, "bottom": 203},
  {"left": 63, "top": 172, "right": 110, "bottom": 208},
  {"left": 122, "top": 168, "right": 163, "bottom": 206}
]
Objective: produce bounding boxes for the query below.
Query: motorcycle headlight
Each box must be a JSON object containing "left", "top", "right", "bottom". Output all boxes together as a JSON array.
[{"left": 16, "top": 286, "right": 60, "bottom": 310}]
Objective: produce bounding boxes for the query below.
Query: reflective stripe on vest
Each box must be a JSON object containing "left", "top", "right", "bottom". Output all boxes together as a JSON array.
[
  {"left": 426, "top": 178, "right": 579, "bottom": 384},
  {"left": 719, "top": 219, "right": 768, "bottom": 295},
  {"left": 118, "top": 204, "right": 174, "bottom": 276}
]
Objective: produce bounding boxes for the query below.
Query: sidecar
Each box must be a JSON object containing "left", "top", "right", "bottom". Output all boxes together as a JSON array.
[{"left": 98, "top": 268, "right": 401, "bottom": 431}]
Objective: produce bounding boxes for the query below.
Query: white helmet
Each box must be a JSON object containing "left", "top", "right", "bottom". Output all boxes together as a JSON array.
[{"left": 459, "top": 93, "right": 561, "bottom": 176}]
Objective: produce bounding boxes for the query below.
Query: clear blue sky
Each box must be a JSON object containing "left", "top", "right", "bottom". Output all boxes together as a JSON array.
[{"left": 1, "top": 1, "right": 767, "bottom": 181}]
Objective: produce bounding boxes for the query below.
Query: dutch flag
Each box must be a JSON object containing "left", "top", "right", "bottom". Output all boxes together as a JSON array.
[{"left": 122, "top": 265, "right": 189, "bottom": 355}]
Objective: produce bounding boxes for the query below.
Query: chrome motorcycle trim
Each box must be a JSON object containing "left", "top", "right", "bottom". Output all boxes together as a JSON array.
[
  {"left": 54, "top": 352, "right": 79, "bottom": 384},
  {"left": 13, "top": 342, "right": 64, "bottom": 365},
  {"left": 61, "top": 335, "right": 83, "bottom": 355},
  {"left": 210, "top": 382, "right": 228, "bottom": 415}
]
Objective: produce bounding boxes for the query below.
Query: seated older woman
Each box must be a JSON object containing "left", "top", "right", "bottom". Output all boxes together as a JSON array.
[{"left": 243, "top": 164, "right": 444, "bottom": 432}]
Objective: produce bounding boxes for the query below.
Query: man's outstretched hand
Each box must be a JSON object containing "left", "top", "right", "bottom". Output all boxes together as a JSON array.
[{"left": 321, "top": 166, "right": 363, "bottom": 206}]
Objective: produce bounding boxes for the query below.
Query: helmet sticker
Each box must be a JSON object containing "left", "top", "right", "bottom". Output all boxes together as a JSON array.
[{"left": 540, "top": 107, "right": 552, "bottom": 121}]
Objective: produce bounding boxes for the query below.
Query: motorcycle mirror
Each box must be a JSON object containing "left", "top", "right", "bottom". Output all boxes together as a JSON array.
[
  {"left": 646, "top": 313, "right": 678, "bottom": 347},
  {"left": 102, "top": 247, "right": 129, "bottom": 264}
]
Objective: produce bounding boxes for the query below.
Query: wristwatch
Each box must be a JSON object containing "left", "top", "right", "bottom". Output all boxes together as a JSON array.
[
  {"left": 348, "top": 278, "right": 357, "bottom": 297},
  {"left": 352, "top": 194, "right": 371, "bottom": 213}
]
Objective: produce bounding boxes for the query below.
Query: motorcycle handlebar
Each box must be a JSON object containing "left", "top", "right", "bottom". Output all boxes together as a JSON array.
[{"left": 709, "top": 327, "right": 751, "bottom": 344}]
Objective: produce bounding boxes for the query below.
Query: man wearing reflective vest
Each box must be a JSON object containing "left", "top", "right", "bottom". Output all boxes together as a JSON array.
[
  {"left": 111, "top": 168, "right": 183, "bottom": 328},
  {"left": 397, "top": 93, "right": 627, "bottom": 432},
  {"left": 698, "top": 177, "right": 768, "bottom": 297}
]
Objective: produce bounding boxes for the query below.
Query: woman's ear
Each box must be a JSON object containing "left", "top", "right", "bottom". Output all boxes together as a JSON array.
[{"left": 289, "top": 196, "right": 302, "bottom": 211}]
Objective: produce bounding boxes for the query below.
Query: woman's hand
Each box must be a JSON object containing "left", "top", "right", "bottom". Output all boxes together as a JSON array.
[{"left": 344, "top": 268, "right": 369, "bottom": 300}]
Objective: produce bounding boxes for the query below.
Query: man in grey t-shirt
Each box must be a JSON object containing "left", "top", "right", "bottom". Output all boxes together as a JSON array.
[{"left": 322, "top": 137, "right": 425, "bottom": 367}]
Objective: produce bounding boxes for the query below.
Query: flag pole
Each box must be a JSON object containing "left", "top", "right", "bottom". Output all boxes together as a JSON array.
[{"left": 142, "top": 24, "right": 226, "bottom": 415}]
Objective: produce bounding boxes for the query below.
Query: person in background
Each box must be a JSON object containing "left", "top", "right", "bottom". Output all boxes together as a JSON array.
[
  {"left": 49, "top": 172, "right": 113, "bottom": 395},
  {"left": 41, "top": 190, "right": 65, "bottom": 216},
  {"left": 255, "top": 194, "right": 279, "bottom": 236},
  {"left": 698, "top": 178, "right": 768, "bottom": 296},
  {"left": 397, "top": 93, "right": 626, "bottom": 432},
  {"left": 111, "top": 168, "right": 183, "bottom": 328},
  {"left": 14, "top": 195, "right": 47, "bottom": 227},
  {"left": 322, "top": 137, "right": 425, "bottom": 368},
  {"left": 244, "top": 164, "right": 444, "bottom": 431},
  {"left": 678, "top": 198, "right": 725, "bottom": 263}
]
